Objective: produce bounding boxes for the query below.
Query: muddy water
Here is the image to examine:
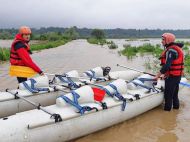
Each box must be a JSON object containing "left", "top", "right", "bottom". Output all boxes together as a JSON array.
[{"left": 0, "top": 40, "right": 190, "bottom": 142}]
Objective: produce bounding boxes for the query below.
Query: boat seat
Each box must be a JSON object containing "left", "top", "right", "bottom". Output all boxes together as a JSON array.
[
  {"left": 56, "top": 86, "right": 101, "bottom": 114},
  {"left": 19, "top": 75, "right": 50, "bottom": 93}
]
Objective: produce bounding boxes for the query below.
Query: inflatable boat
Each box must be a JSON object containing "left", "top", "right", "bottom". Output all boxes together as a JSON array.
[
  {"left": 0, "top": 73, "right": 187, "bottom": 142},
  {"left": 0, "top": 67, "right": 140, "bottom": 118}
]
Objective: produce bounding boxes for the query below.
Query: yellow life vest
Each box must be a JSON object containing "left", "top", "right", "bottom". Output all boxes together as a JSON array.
[{"left": 9, "top": 65, "right": 37, "bottom": 78}]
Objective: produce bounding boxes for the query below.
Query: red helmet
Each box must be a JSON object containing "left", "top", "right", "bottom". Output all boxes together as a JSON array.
[
  {"left": 162, "top": 33, "right": 175, "bottom": 45},
  {"left": 19, "top": 26, "right": 32, "bottom": 35}
]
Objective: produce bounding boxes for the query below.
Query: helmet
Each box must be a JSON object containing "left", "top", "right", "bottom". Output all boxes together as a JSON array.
[
  {"left": 162, "top": 33, "right": 175, "bottom": 45},
  {"left": 19, "top": 26, "right": 32, "bottom": 35}
]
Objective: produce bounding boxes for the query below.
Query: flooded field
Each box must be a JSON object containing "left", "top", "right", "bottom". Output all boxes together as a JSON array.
[{"left": 0, "top": 39, "right": 190, "bottom": 142}]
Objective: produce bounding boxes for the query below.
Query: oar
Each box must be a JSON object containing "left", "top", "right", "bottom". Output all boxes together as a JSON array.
[
  {"left": 179, "top": 82, "right": 190, "bottom": 88},
  {"left": 117, "top": 64, "right": 189, "bottom": 88},
  {"left": 45, "top": 73, "right": 93, "bottom": 80},
  {"left": 6, "top": 89, "right": 62, "bottom": 123},
  {"left": 44, "top": 73, "right": 109, "bottom": 81},
  {"left": 117, "top": 64, "right": 155, "bottom": 76}
]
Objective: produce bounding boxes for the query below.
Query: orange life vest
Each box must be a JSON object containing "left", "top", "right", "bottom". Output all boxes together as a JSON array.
[
  {"left": 160, "top": 45, "right": 184, "bottom": 76},
  {"left": 10, "top": 36, "right": 31, "bottom": 66}
]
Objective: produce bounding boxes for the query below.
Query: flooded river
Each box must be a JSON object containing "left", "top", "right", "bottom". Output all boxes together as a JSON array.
[{"left": 0, "top": 39, "right": 190, "bottom": 142}]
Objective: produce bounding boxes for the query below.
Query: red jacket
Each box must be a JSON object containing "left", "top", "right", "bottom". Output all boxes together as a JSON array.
[
  {"left": 160, "top": 44, "right": 184, "bottom": 76},
  {"left": 10, "top": 34, "right": 42, "bottom": 73}
]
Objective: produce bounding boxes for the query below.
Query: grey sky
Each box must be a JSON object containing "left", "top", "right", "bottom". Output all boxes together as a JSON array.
[{"left": 0, "top": 0, "right": 189, "bottom": 29}]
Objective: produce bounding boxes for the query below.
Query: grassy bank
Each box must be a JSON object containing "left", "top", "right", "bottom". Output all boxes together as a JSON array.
[{"left": 0, "top": 39, "right": 69, "bottom": 62}]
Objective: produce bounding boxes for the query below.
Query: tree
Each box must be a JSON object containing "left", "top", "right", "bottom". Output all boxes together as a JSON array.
[
  {"left": 91, "top": 29, "right": 105, "bottom": 39},
  {"left": 63, "top": 27, "right": 79, "bottom": 40}
]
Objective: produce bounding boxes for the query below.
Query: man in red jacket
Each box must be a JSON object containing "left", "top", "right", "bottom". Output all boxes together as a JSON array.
[
  {"left": 10, "top": 26, "right": 44, "bottom": 83},
  {"left": 155, "top": 33, "right": 184, "bottom": 111}
]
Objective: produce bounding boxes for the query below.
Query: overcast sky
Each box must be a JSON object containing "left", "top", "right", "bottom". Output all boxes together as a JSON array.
[{"left": 0, "top": 0, "right": 189, "bottom": 29}]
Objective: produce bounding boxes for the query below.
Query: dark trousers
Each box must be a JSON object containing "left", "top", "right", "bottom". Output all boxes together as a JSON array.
[
  {"left": 17, "top": 77, "right": 27, "bottom": 83},
  {"left": 164, "top": 76, "right": 181, "bottom": 111}
]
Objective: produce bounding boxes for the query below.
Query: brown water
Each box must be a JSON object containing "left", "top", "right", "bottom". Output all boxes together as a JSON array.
[{"left": 0, "top": 40, "right": 190, "bottom": 142}]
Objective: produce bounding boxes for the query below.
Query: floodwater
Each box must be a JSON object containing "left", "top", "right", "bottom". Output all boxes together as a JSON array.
[
  {"left": 0, "top": 39, "right": 190, "bottom": 142},
  {"left": 108, "top": 38, "right": 190, "bottom": 50}
]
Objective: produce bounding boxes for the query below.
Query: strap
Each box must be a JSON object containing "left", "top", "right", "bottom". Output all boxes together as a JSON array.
[
  {"left": 59, "top": 91, "right": 98, "bottom": 115},
  {"left": 138, "top": 78, "right": 156, "bottom": 83},
  {"left": 104, "top": 84, "right": 126, "bottom": 111},
  {"left": 132, "top": 81, "right": 152, "bottom": 91},
  {"left": 84, "top": 70, "right": 96, "bottom": 79},
  {"left": 169, "top": 68, "right": 184, "bottom": 71},
  {"left": 102, "top": 87, "right": 114, "bottom": 98},
  {"left": 11, "top": 51, "right": 19, "bottom": 55},
  {"left": 10, "top": 56, "right": 21, "bottom": 60},
  {"left": 85, "top": 70, "right": 106, "bottom": 81},
  {"left": 22, "top": 79, "right": 49, "bottom": 93},
  {"left": 171, "top": 63, "right": 184, "bottom": 66},
  {"left": 56, "top": 74, "right": 80, "bottom": 89}
]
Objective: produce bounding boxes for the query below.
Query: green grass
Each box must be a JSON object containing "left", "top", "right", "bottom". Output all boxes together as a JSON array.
[
  {"left": 0, "top": 48, "right": 10, "bottom": 61},
  {"left": 184, "top": 54, "right": 190, "bottom": 77},
  {"left": 30, "top": 40, "right": 69, "bottom": 51},
  {"left": 121, "top": 44, "right": 163, "bottom": 59},
  {"left": 0, "top": 39, "right": 69, "bottom": 62}
]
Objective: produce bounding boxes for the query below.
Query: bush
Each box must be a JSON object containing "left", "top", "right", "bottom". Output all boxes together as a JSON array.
[{"left": 108, "top": 41, "right": 118, "bottom": 49}]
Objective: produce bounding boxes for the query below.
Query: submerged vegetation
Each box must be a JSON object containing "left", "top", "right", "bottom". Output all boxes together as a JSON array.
[
  {"left": 121, "top": 44, "right": 162, "bottom": 59},
  {"left": 107, "top": 41, "right": 118, "bottom": 49}
]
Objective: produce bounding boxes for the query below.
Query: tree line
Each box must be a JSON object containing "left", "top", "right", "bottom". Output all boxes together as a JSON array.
[{"left": 1, "top": 27, "right": 190, "bottom": 40}]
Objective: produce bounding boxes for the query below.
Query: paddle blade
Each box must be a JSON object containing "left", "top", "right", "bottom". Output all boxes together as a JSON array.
[{"left": 92, "top": 87, "right": 106, "bottom": 102}]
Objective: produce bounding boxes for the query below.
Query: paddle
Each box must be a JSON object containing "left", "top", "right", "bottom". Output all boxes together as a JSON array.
[
  {"left": 117, "top": 64, "right": 189, "bottom": 88},
  {"left": 117, "top": 64, "right": 155, "bottom": 76},
  {"left": 45, "top": 73, "right": 93, "bottom": 80},
  {"left": 179, "top": 82, "right": 190, "bottom": 88},
  {"left": 45, "top": 73, "right": 110, "bottom": 82},
  {"left": 6, "top": 89, "right": 62, "bottom": 123}
]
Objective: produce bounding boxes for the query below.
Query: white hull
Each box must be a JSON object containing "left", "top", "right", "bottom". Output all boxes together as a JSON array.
[
  {"left": 0, "top": 91, "right": 59, "bottom": 118},
  {"left": 0, "top": 89, "right": 164, "bottom": 142}
]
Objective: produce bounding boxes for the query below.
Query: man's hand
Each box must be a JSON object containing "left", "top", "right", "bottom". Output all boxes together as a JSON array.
[
  {"left": 154, "top": 72, "right": 165, "bottom": 80},
  {"left": 39, "top": 71, "right": 44, "bottom": 76}
]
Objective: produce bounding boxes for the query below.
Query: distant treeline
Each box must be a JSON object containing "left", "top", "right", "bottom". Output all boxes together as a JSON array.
[{"left": 1, "top": 27, "right": 190, "bottom": 39}]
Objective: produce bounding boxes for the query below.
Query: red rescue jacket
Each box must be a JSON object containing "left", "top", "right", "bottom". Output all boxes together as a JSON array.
[
  {"left": 10, "top": 34, "right": 42, "bottom": 73},
  {"left": 160, "top": 44, "right": 184, "bottom": 76}
]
